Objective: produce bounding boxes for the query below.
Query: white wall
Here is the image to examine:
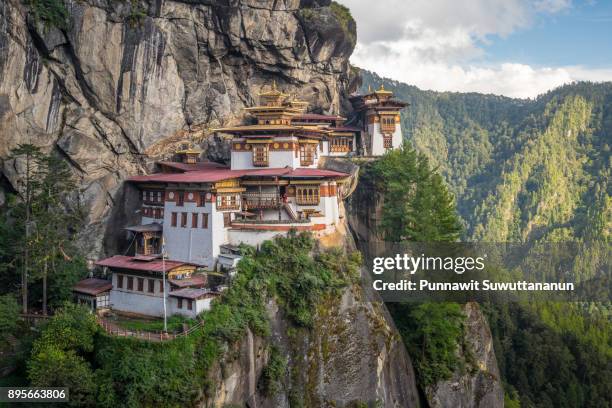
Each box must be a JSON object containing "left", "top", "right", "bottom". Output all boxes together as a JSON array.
[
  {"left": 163, "top": 200, "right": 219, "bottom": 268},
  {"left": 110, "top": 272, "right": 213, "bottom": 318},
  {"left": 230, "top": 140, "right": 320, "bottom": 170},
  {"left": 111, "top": 289, "right": 165, "bottom": 317},
  {"left": 169, "top": 296, "right": 212, "bottom": 318},
  {"left": 367, "top": 122, "right": 403, "bottom": 156},
  {"left": 227, "top": 229, "right": 286, "bottom": 247}
]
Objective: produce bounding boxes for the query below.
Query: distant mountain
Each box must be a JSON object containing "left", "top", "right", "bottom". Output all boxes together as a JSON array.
[
  {"left": 361, "top": 70, "right": 611, "bottom": 407},
  {"left": 360, "top": 70, "right": 611, "bottom": 243}
]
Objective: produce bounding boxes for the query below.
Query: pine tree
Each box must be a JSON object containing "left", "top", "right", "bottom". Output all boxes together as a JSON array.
[
  {"left": 9, "top": 144, "right": 43, "bottom": 314},
  {"left": 371, "top": 145, "right": 462, "bottom": 242},
  {"left": 4, "top": 146, "right": 85, "bottom": 314}
]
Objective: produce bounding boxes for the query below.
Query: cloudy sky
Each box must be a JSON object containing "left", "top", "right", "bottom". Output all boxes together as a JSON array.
[{"left": 337, "top": 0, "right": 612, "bottom": 98}]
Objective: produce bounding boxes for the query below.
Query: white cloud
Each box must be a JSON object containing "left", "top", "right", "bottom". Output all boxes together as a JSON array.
[{"left": 339, "top": 0, "right": 612, "bottom": 98}]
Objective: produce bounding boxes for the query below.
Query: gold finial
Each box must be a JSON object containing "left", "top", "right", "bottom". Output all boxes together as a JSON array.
[
  {"left": 380, "top": 84, "right": 385, "bottom": 91},
  {"left": 368, "top": 84, "right": 371, "bottom": 92},
  {"left": 272, "top": 80, "right": 277, "bottom": 91}
]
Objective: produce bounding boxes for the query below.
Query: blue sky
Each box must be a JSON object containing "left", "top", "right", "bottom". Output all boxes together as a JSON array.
[
  {"left": 339, "top": 0, "right": 612, "bottom": 97},
  {"left": 482, "top": 1, "right": 612, "bottom": 67}
]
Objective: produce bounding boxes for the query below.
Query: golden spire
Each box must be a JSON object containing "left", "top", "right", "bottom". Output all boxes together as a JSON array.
[
  {"left": 272, "top": 80, "right": 277, "bottom": 91},
  {"left": 368, "top": 84, "right": 371, "bottom": 92},
  {"left": 375, "top": 83, "right": 392, "bottom": 95}
]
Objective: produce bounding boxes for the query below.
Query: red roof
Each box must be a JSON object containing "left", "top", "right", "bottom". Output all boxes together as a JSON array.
[
  {"left": 96, "top": 255, "right": 192, "bottom": 273},
  {"left": 128, "top": 168, "right": 241, "bottom": 183},
  {"left": 73, "top": 278, "right": 112, "bottom": 296},
  {"left": 128, "top": 166, "right": 348, "bottom": 183},
  {"left": 159, "top": 161, "right": 228, "bottom": 172},
  {"left": 169, "top": 288, "right": 215, "bottom": 300}
]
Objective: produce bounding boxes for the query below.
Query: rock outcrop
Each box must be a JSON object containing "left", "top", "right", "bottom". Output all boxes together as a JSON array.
[
  {"left": 425, "top": 302, "right": 503, "bottom": 408},
  {"left": 207, "top": 282, "right": 421, "bottom": 408},
  {"left": 0, "top": 0, "right": 357, "bottom": 255}
]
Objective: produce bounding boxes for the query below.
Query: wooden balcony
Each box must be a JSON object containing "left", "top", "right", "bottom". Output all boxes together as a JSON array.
[
  {"left": 217, "top": 203, "right": 241, "bottom": 211},
  {"left": 330, "top": 145, "right": 350, "bottom": 153},
  {"left": 243, "top": 193, "right": 280, "bottom": 209},
  {"left": 295, "top": 196, "right": 320, "bottom": 205},
  {"left": 253, "top": 159, "right": 269, "bottom": 167}
]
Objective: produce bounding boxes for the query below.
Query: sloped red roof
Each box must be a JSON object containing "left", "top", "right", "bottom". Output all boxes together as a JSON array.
[
  {"left": 128, "top": 168, "right": 241, "bottom": 183},
  {"left": 169, "top": 288, "right": 215, "bottom": 300},
  {"left": 158, "top": 161, "right": 228, "bottom": 172},
  {"left": 96, "top": 255, "right": 192, "bottom": 273},
  {"left": 128, "top": 167, "right": 348, "bottom": 183},
  {"left": 73, "top": 278, "right": 112, "bottom": 296}
]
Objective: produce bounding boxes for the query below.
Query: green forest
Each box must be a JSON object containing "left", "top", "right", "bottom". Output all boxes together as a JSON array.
[{"left": 361, "top": 71, "right": 611, "bottom": 407}]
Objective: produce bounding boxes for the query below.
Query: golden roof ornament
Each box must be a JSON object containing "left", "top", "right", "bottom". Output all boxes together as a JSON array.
[{"left": 375, "top": 83, "right": 392, "bottom": 95}]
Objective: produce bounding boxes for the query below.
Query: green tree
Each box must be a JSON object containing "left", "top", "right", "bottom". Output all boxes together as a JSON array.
[
  {"left": 370, "top": 146, "right": 462, "bottom": 242},
  {"left": 28, "top": 303, "right": 98, "bottom": 406},
  {"left": 3, "top": 147, "right": 85, "bottom": 314},
  {"left": 0, "top": 294, "right": 21, "bottom": 345},
  {"left": 390, "top": 302, "right": 466, "bottom": 386},
  {"left": 30, "top": 154, "right": 85, "bottom": 314},
  {"left": 9, "top": 144, "right": 43, "bottom": 314}
]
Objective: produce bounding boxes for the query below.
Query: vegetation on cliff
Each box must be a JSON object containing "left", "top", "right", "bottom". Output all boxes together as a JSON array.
[
  {"left": 18, "top": 233, "right": 361, "bottom": 406},
  {"left": 0, "top": 145, "right": 86, "bottom": 315},
  {"left": 359, "top": 146, "right": 472, "bottom": 387},
  {"left": 362, "top": 71, "right": 612, "bottom": 407}
]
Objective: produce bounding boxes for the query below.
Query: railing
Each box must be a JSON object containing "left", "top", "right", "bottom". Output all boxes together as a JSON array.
[
  {"left": 330, "top": 145, "right": 350, "bottom": 153},
  {"left": 253, "top": 159, "right": 269, "bottom": 167},
  {"left": 243, "top": 193, "right": 280, "bottom": 209},
  {"left": 232, "top": 218, "right": 310, "bottom": 224},
  {"left": 96, "top": 316, "right": 204, "bottom": 342},
  {"left": 217, "top": 203, "right": 241, "bottom": 211}
]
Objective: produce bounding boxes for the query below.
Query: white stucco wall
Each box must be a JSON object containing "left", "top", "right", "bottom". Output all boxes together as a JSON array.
[
  {"left": 111, "top": 289, "right": 166, "bottom": 317},
  {"left": 163, "top": 200, "right": 220, "bottom": 268},
  {"left": 230, "top": 140, "right": 320, "bottom": 170},
  {"left": 367, "top": 122, "right": 403, "bottom": 156},
  {"left": 227, "top": 229, "right": 287, "bottom": 247},
  {"left": 169, "top": 296, "right": 212, "bottom": 318}
]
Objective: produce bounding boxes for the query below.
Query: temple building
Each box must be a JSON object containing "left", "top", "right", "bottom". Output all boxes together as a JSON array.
[
  {"left": 350, "top": 85, "right": 408, "bottom": 156},
  {"left": 86, "top": 82, "right": 406, "bottom": 319}
]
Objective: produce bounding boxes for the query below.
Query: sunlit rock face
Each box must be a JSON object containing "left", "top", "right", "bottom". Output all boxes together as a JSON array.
[{"left": 0, "top": 0, "right": 357, "bottom": 255}]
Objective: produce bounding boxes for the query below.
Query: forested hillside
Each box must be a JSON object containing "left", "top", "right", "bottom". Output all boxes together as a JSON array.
[
  {"left": 360, "top": 71, "right": 611, "bottom": 407},
  {"left": 361, "top": 71, "right": 611, "bottom": 243}
]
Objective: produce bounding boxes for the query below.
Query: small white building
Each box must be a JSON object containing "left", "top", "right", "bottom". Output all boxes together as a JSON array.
[
  {"left": 96, "top": 255, "right": 213, "bottom": 319},
  {"left": 73, "top": 278, "right": 112, "bottom": 312},
  {"left": 349, "top": 85, "right": 408, "bottom": 156}
]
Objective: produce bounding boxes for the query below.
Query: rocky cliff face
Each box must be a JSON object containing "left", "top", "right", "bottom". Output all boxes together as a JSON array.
[
  {"left": 207, "top": 287, "right": 421, "bottom": 408},
  {"left": 425, "top": 302, "right": 503, "bottom": 408},
  {"left": 0, "top": 0, "right": 357, "bottom": 255}
]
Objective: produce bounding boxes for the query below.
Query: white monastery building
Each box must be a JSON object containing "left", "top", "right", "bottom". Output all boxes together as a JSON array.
[{"left": 86, "top": 83, "right": 407, "bottom": 318}]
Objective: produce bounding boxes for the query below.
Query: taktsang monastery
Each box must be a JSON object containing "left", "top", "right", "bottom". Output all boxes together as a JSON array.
[{"left": 80, "top": 84, "right": 407, "bottom": 318}]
